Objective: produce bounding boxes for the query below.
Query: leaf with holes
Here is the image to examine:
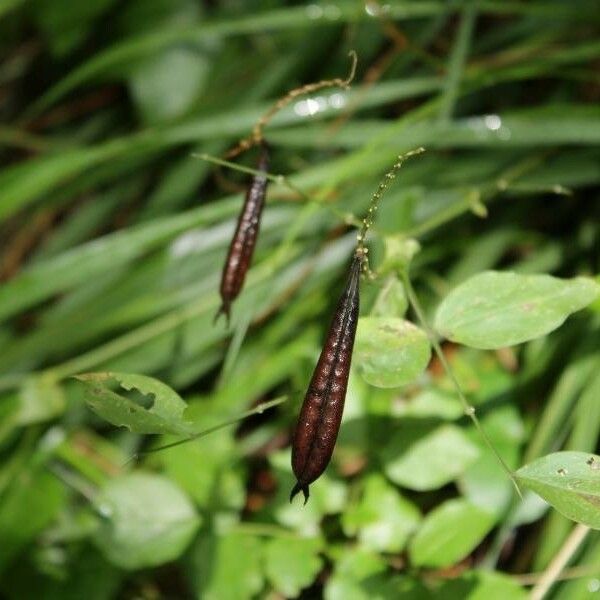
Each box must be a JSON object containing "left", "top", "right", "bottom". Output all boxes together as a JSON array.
[
  {"left": 75, "top": 371, "right": 192, "bottom": 435},
  {"left": 515, "top": 451, "right": 600, "bottom": 529},
  {"left": 354, "top": 317, "right": 431, "bottom": 388},
  {"left": 434, "top": 271, "right": 600, "bottom": 349}
]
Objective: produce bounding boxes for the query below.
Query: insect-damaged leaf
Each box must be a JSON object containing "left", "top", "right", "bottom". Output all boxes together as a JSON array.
[
  {"left": 75, "top": 371, "right": 192, "bottom": 435},
  {"left": 434, "top": 271, "right": 600, "bottom": 349},
  {"left": 354, "top": 317, "right": 431, "bottom": 388},
  {"left": 515, "top": 451, "right": 600, "bottom": 529}
]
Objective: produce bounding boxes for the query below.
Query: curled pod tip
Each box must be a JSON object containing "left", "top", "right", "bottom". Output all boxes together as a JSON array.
[
  {"left": 289, "top": 481, "right": 310, "bottom": 505},
  {"left": 213, "top": 300, "right": 232, "bottom": 326},
  {"left": 290, "top": 256, "right": 361, "bottom": 504},
  {"left": 215, "top": 142, "right": 270, "bottom": 326}
]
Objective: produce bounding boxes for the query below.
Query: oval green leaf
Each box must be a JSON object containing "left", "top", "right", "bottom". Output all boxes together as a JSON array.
[
  {"left": 195, "top": 532, "right": 264, "bottom": 600},
  {"left": 342, "top": 474, "right": 421, "bottom": 552},
  {"left": 370, "top": 275, "right": 408, "bottom": 318},
  {"left": 354, "top": 317, "right": 431, "bottom": 388},
  {"left": 382, "top": 424, "right": 480, "bottom": 491},
  {"left": 434, "top": 271, "right": 600, "bottom": 349},
  {"left": 436, "top": 570, "right": 528, "bottom": 599},
  {"left": 76, "top": 371, "right": 192, "bottom": 435},
  {"left": 409, "top": 499, "right": 496, "bottom": 568},
  {"left": 515, "top": 451, "right": 600, "bottom": 529},
  {"left": 93, "top": 473, "right": 200, "bottom": 569},
  {"left": 264, "top": 536, "right": 323, "bottom": 598}
]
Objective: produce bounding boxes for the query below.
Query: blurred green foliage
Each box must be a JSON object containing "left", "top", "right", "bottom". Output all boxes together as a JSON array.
[{"left": 0, "top": 0, "right": 599, "bottom": 598}]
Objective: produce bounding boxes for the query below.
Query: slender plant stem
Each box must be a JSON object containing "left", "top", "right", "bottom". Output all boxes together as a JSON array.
[
  {"left": 193, "top": 152, "right": 362, "bottom": 228},
  {"left": 356, "top": 147, "right": 425, "bottom": 253},
  {"left": 530, "top": 523, "right": 590, "bottom": 600},
  {"left": 126, "top": 395, "right": 289, "bottom": 461},
  {"left": 515, "top": 563, "right": 600, "bottom": 586},
  {"left": 193, "top": 152, "right": 287, "bottom": 186},
  {"left": 48, "top": 462, "right": 98, "bottom": 503},
  {"left": 401, "top": 269, "right": 521, "bottom": 495}
]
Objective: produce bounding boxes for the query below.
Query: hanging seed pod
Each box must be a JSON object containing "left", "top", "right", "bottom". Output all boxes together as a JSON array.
[
  {"left": 290, "top": 255, "right": 361, "bottom": 504},
  {"left": 290, "top": 148, "right": 424, "bottom": 503},
  {"left": 215, "top": 142, "right": 270, "bottom": 325}
]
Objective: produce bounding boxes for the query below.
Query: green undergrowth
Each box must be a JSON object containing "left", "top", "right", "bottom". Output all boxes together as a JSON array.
[{"left": 0, "top": 1, "right": 599, "bottom": 598}]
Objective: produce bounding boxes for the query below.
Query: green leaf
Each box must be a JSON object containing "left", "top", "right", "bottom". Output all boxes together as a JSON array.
[
  {"left": 409, "top": 499, "right": 496, "bottom": 568},
  {"left": 507, "top": 490, "right": 549, "bottom": 527},
  {"left": 434, "top": 271, "right": 600, "bottom": 349},
  {"left": 325, "top": 548, "right": 429, "bottom": 599},
  {"left": 157, "top": 400, "right": 243, "bottom": 509},
  {"left": 382, "top": 424, "right": 480, "bottom": 491},
  {"left": 515, "top": 451, "right": 600, "bottom": 529},
  {"left": 76, "top": 371, "right": 192, "bottom": 435},
  {"left": 379, "top": 236, "right": 421, "bottom": 273},
  {"left": 192, "top": 531, "right": 264, "bottom": 600},
  {"left": 324, "top": 547, "right": 386, "bottom": 600},
  {"left": 18, "top": 375, "right": 65, "bottom": 424},
  {"left": 370, "top": 275, "right": 408, "bottom": 318},
  {"left": 342, "top": 474, "right": 421, "bottom": 552},
  {"left": 468, "top": 570, "right": 528, "bottom": 600},
  {"left": 394, "top": 388, "right": 463, "bottom": 420},
  {"left": 264, "top": 536, "right": 323, "bottom": 598},
  {"left": 130, "top": 47, "right": 210, "bottom": 123},
  {"left": 0, "top": 544, "right": 121, "bottom": 600},
  {"left": 266, "top": 450, "right": 347, "bottom": 531},
  {"left": 354, "top": 317, "right": 431, "bottom": 388},
  {"left": 0, "top": 468, "right": 66, "bottom": 572},
  {"left": 93, "top": 473, "right": 200, "bottom": 569},
  {"left": 460, "top": 405, "right": 524, "bottom": 516},
  {"left": 435, "top": 570, "right": 528, "bottom": 599}
]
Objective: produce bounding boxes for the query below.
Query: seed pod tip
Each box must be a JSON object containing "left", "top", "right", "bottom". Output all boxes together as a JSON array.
[
  {"left": 290, "top": 481, "right": 310, "bottom": 505},
  {"left": 213, "top": 303, "right": 231, "bottom": 326}
]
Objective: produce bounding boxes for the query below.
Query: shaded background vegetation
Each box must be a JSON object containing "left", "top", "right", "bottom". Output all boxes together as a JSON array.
[{"left": 0, "top": 0, "right": 599, "bottom": 598}]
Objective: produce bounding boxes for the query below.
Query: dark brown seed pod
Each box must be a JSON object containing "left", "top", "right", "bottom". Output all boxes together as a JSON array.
[
  {"left": 289, "top": 149, "right": 424, "bottom": 504},
  {"left": 215, "top": 142, "right": 270, "bottom": 325},
  {"left": 290, "top": 255, "right": 361, "bottom": 504}
]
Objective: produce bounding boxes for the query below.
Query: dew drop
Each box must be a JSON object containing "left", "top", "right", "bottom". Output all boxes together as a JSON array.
[
  {"left": 365, "top": 1, "right": 379, "bottom": 16},
  {"left": 306, "top": 4, "right": 323, "bottom": 19},
  {"left": 484, "top": 114, "right": 502, "bottom": 131},
  {"left": 97, "top": 503, "right": 113, "bottom": 518},
  {"left": 328, "top": 92, "right": 346, "bottom": 109}
]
